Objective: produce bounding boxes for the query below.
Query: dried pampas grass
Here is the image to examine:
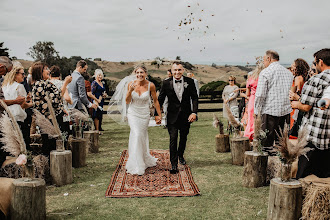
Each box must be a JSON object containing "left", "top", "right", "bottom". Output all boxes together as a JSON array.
[
  {"left": 45, "top": 93, "right": 61, "bottom": 136},
  {"left": 224, "top": 103, "right": 241, "bottom": 129},
  {"left": 33, "top": 109, "right": 58, "bottom": 138},
  {"left": 212, "top": 114, "right": 224, "bottom": 134},
  {"left": 0, "top": 100, "right": 26, "bottom": 156},
  {"left": 274, "top": 123, "right": 311, "bottom": 164},
  {"left": 69, "top": 109, "right": 89, "bottom": 122},
  {"left": 302, "top": 184, "right": 330, "bottom": 220}
]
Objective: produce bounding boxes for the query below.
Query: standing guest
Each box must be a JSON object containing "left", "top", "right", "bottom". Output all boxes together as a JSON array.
[
  {"left": 222, "top": 76, "right": 239, "bottom": 119},
  {"left": 291, "top": 49, "right": 330, "bottom": 178},
  {"left": 289, "top": 59, "right": 309, "bottom": 137},
  {"left": 91, "top": 69, "right": 107, "bottom": 133},
  {"left": 163, "top": 69, "right": 172, "bottom": 128},
  {"left": 31, "top": 62, "right": 66, "bottom": 131},
  {"left": 49, "top": 65, "right": 72, "bottom": 104},
  {"left": 0, "top": 57, "right": 26, "bottom": 167},
  {"left": 187, "top": 72, "right": 200, "bottom": 96},
  {"left": 244, "top": 63, "right": 265, "bottom": 140},
  {"left": 254, "top": 50, "right": 293, "bottom": 155},
  {"left": 2, "top": 66, "right": 32, "bottom": 148},
  {"left": 82, "top": 73, "right": 99, "bottom": 116},
  {"left": 67, "top": 60, "right": 97, "bottom": 110}
]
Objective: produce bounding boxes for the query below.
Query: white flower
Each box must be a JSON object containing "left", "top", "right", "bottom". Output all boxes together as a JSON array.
[
  {"left": 184, "top": 82, "right": 188, "bottom": 88},
  {"left": 16, "top": 154, "right": 27, "bottom": 166}
]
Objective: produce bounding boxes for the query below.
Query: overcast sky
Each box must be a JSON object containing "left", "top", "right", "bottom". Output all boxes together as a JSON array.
[{"left": 1, "top": 0, "right": 329, "bottom": 65}]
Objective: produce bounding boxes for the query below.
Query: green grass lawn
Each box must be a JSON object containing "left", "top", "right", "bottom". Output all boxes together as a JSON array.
[{"left": 46, "top": 109, "right": 269, "bottom": 220}]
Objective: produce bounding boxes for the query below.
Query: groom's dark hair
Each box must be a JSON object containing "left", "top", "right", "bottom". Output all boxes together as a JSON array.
[{"left": 76, "top": 60, "right": 87, "bottom": 68}]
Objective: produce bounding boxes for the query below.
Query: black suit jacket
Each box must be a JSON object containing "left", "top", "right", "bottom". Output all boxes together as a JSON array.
[{"left": 158, "top": 76, "right": 198, "bottom": 125}]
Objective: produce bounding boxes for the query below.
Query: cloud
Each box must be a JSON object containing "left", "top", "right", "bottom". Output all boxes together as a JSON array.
[{"left": 1, "top": 0, "right": 329, "bottom": 65}]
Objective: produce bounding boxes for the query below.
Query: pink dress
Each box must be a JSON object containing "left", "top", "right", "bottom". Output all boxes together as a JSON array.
[{"left": 244, "top": 77, "right": 258, "bottom": 140}]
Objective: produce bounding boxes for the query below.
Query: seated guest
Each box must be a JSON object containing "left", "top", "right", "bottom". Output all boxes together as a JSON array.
[
  {"left": 2, "top": 66, "right": 33, "bottom": 147},
  {"left": 291, "top": 48, "right": 330, "bottom": 178}
]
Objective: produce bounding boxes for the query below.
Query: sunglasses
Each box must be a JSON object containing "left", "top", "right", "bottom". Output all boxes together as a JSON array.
[{"left": 229, "top": 80, "right": 234, "bottom": 81}]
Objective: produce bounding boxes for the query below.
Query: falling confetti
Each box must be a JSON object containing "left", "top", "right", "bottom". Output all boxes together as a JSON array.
[
  {"left": 188, "top": 5, "right": 191, "bottom": 7},
  {"left": 302, "top": 47, "right": 305, "bottom": 49},
  {"left": 138, "top": 7, "right": 142, "bottom": 10},
  {"left": 261, "top": 10, "right": 263, "bottom": 13},
  {"left": 281, "top": 36, "right": 284, "bottom": 38}
]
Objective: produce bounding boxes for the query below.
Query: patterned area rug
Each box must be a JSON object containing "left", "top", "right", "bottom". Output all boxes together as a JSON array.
[{"left": 105, "top": 150, "right": 200, "bottom": 198}]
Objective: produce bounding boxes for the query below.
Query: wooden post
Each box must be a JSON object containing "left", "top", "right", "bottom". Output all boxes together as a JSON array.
[
  {"left": 50, "top": 150, "right": 73, "bottom": 186},
  {"left": 83, "top": 131, "right": 99, "bottom": 153},
  {"left": 11, "top": 178, "right": 46, "bottom": 220},
  {"left": 215, "top": 134, "right": 230, "bottom": 152},
  {"left": 69, "top": 139, "right": 87, "bottom": 168},
  {"left": 230, "top": 137, "right": 250, "bottom": 165},
  {"left": 267, "top": 178, "right": 302, "bottom": 220},
  {"left": 242, "top": 151, "right": 268, "bottom": 187}
]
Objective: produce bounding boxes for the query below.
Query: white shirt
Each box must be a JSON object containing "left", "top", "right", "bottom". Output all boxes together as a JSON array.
[
  {"left": 173, "top": 76, "right": 184, "bottom": 102},
  {"left": 254, "top": 62, "right": 293, "bottom": 116},
  {"left": 2, "top": 82, "right": 27, "bottom": 122}
]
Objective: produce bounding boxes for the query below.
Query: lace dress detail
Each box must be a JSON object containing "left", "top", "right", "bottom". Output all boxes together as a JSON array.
[{"left": 126, "top": 82, "right": 158, "bottom": 175}]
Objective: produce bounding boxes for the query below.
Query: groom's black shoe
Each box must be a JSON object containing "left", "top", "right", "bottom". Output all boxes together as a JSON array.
[
  {"left": 170, "top": 165, "right": 178, "bottom": 174},
  {"left": 179, "top": 157, "right": 186, "bottom": 165}
]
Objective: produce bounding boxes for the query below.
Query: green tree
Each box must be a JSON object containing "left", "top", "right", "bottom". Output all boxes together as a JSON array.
[
  {"left": 27, "top": 41, "right": 59, "bottom": 65},
  {"left": 176, "top": 56, "right": 181, "bottom": 60},
  {"left": 0, "top": 42, "right": 9, "bottom": 57}
]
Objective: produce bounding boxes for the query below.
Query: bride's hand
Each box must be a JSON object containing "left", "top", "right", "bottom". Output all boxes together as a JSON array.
[
  {"left": 129, "top": 82, "right": 136, "bottom": 92},
  {"left": 155, "top": 116, "right": 161, "bottom": 125}
]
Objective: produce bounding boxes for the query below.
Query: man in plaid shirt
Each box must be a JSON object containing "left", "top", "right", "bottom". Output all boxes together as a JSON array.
[
  {"left": 291, "top": 48, "right": 330, "bottom": 178},
  {"left": 254, "top": 50, "right": 293, "bottom": 155}
]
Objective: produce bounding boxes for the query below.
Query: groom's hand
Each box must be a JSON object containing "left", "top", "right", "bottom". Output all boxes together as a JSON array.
[{"left": 188, "top": 113, "right": 197, "bottom": 123}]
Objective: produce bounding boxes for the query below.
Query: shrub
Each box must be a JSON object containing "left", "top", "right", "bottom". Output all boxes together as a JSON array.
[{"left": 120, "top": 61, "right": 125, "bottom": 65}]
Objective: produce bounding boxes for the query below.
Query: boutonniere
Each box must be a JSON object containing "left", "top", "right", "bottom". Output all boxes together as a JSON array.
[{"left": 184, "top": 82, "right": 188, "bottom": 88}]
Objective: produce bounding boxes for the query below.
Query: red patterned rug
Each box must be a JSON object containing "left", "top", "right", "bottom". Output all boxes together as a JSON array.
[{"left": 105, "top": 149, "right": 200, "bottom": 198}]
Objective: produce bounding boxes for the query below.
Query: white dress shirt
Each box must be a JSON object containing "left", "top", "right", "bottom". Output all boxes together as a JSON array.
[{"left": 173, "top": 76, "right": 184, "bottom": 102}]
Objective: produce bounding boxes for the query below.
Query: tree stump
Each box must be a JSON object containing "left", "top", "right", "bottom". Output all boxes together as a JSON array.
[
  {"left": 267, "top": 178, "right": 302, "bottom": 220},
  {"left": 83, "top": 131, "right": 99, "bottom": 153},
  {"left": 230, "top": 137, "right": 250, "bottom": 165},
  {"left": 242, "top": 151, "right": 268, "bottom": 187},
  {"left": 69, "top": 139, "right": 87, "bottom": 168},
  {"left": 50, "top": 150, "right": 73, "bottom": 186},
  {"left": 11, "top": 178, "right": 46, "bottom": 220},
  {"left": 215, "top": 134, "right": 230, "bottom": 152}
]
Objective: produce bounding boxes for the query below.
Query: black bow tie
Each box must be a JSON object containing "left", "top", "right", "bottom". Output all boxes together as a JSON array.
[{"left": 175, "top": 80, "right": 182, "bottom": 83}]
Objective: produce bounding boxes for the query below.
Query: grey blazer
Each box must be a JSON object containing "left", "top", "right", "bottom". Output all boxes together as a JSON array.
[{"left": 67, "top": 70, "right": 91, "bottom": 109}]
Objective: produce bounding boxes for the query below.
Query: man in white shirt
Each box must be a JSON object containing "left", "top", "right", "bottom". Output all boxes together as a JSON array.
[{"left": 254, "top": 50, "right": 293, "bottom": 155}]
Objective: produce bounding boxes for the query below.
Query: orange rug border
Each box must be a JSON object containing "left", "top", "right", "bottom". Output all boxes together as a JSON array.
[{"left": 105, "top": 149, "right": 200, "bottom": 198}]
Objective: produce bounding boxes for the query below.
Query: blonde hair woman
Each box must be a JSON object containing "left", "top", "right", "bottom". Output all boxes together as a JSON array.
[
  {"left": 222, "top": 75, "right": 239, "bottom": 119},
  {"left": 243, "top": 63, "right": 265, "bottom": 140}
]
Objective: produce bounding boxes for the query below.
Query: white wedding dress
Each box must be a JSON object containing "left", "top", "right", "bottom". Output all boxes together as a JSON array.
[{"left": 126, "top": 82, "right": 158, "bottom": 175}]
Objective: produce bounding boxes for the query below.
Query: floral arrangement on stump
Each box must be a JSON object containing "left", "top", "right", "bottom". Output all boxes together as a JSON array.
[
  {"left": 252, "top": 110, "right": 268, "bottom": 153},
  {"left": 274, "top": 123, "right": 311, "bottom": 182},
  {"left": 224, "top": 103, "right": 243, "bottom": 137},
  {"left": 68, "top": 108, "right": 93, "bottom": 138}
]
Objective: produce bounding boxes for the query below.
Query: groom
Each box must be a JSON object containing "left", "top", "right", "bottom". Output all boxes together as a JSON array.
[{"left": 158, "top": 61, "right": 198, "bottom": 174}]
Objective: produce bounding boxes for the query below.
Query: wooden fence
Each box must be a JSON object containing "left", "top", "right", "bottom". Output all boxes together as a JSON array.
[{"left": 102, "top": 91, "right": 223, "bottom": 113}]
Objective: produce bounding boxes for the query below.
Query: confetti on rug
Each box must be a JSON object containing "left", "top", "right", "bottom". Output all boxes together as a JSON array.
[{"left": 105, "top": 149, "right": 200, "bottom": 198}]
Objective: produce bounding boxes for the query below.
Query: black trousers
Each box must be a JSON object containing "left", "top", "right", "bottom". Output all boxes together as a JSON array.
[
  {"left": 296, "top": 143, "right": 330, "bottom": 179},
  {"left": 261, "top": 113, "right": 290, "bottom": 155},
  {"left": 167, "top": 115, "right": 191, "bottom": 167}
]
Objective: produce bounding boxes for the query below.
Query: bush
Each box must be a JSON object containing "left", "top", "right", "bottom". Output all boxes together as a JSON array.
[
  {"left": 148, "top": 75, "right": 162, "bottom": 91},
  {"left": 120, "top": 61, "right": 125, "bottom": 65},
  {"left": 182, "top": 62, "right": 194, "bottom": 70},
  {"left": 235, "top": 65, "right": 253, "bottom": 72},
  {"left": 211, "top": 63, "right": 217, "bottom": 68},
  {"left": 151, "top": 61, "right": 158, "bottom": 65},
  {"left": 94, "top": 58, "right": 102, "bottom": 61},
  {"left": 200, "top": 80, "right": 227, "bottom": 92}
]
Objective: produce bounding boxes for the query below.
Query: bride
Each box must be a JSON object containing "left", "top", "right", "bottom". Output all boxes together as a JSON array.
[{"left": 109, "top": 64, "right": 162, "bottom": 175}]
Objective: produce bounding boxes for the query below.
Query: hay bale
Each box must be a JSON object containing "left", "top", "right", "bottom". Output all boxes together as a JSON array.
[{"left": 301, "top": 183, "right": 330, "bottom": 219}]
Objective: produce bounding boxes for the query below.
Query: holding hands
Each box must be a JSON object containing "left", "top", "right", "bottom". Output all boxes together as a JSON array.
[{"left": 155, "top": 115, "right": 162, "bottom": 125}]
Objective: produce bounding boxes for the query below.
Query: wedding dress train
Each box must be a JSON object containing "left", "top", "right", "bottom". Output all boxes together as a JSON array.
[{"left": 126, "top": 83, "right": 158, "bottom": 175}]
